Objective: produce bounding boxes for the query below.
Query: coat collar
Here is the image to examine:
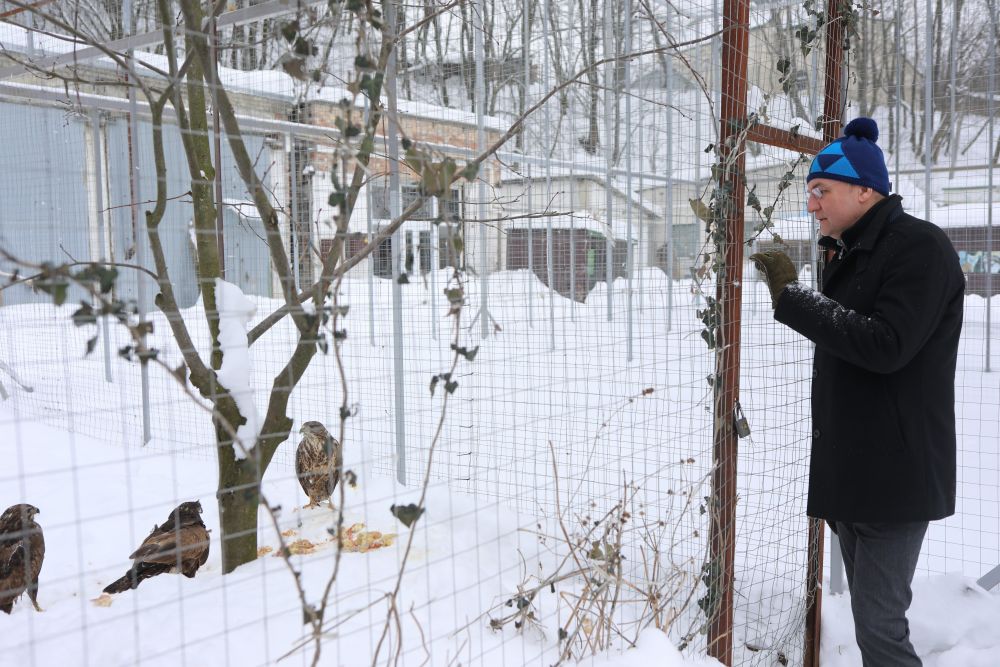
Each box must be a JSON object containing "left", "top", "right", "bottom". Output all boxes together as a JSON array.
[
  {"left": 817, "top": 195, "right": 903, "bottom": 253},
  {"left": 838, "top": 194, "right": 903, "bottom": 253},
  {"left": 818, "top": 195, "right": 903, "bottom": 290}
]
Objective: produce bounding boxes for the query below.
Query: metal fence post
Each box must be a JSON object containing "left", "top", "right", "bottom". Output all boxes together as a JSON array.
[
  {"left": 385, "top": 0, "right": 406, "bottom": 485},
  {"left": 474, "top": 0, "right": 491, "bottom": 341},
  {"left": 124, "top": 0, "right": 152, "bottom": 445},
  {"left": 88, "top": 109, "right": 114, "bottom": 384}
]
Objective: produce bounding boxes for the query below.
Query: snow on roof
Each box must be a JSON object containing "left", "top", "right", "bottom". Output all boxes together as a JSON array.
[
  {"left": 0, "top": 23, "right": 505, "bottom": 131},
  {"left": 497, "top": 170, "right": 667, "bottom": 219}
]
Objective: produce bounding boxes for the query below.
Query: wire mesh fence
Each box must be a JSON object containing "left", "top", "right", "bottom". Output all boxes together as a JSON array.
[{"left": 0, "top": 0, "right": 996, "bottom": 665}]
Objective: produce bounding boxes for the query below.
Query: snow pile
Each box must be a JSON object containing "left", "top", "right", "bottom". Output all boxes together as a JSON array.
[
  {"left": 214, "top": 278, "right": 259, "bottom": 459},
  {"left": 588, "top": 628, "right": 725, "bottom": 666},
  {"left": 821, "top": 574, "right": 1000, "bottom": 667}
]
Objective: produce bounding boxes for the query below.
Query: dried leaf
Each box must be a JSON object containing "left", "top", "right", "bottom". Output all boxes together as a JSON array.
[{"left": 689, "top": 198, "right": 713, "bottom": 223}]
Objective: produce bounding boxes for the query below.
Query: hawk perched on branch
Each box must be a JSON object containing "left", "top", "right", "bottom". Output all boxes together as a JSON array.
[
  {"left": 296, "top": 421, "right": 342, "bottom": 509},
  {"left": 103, "top": 501, "right": 210, "bottom": 594},
  {"left": 0, "top": 503, "right": 44, "bottom": 614}
]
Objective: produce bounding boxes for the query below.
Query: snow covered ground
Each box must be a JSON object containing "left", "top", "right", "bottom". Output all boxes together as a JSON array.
[{"left": 0, "top": 269, "right": 997, "bottom": 666}]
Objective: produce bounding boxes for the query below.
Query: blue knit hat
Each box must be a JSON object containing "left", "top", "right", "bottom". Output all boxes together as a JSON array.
[{"left": 807, "top": 117, "right": 891, "bottom": 196}]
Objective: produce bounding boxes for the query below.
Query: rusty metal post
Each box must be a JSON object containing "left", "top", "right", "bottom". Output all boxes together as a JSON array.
[
  {"left": 707, "top": 0, "right": 750, "bottom": 662},
  {"left": 803, "top": 3, "right": 847, "bottom": 666}
]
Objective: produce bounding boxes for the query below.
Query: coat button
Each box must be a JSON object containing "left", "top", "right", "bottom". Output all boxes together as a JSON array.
[{"left": 812, "top": 429, "right": 821, "bottom": 438}]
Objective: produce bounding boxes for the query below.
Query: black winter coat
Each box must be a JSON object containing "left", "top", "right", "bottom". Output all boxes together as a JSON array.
[{"left": 774, "top": 195, "right": 965, "bottom": 522}]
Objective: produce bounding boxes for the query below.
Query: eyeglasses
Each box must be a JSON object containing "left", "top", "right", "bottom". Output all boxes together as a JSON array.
[{"left": 807, "top": 186, "right": 826, "bottom": 200}]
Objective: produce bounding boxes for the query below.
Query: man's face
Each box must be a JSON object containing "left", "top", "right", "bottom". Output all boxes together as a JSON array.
[{"left": 806, "top": 178, "right": 879, "bottom": 239}]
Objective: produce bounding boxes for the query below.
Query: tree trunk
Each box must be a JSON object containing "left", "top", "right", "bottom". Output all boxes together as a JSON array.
[{"left": 217, "top": 436, "right": 261, "bottom": 573}]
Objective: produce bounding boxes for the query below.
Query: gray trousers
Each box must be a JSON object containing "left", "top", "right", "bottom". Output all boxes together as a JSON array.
[{"left": 834, "top": 521, "right": 928, "bottom": 667}]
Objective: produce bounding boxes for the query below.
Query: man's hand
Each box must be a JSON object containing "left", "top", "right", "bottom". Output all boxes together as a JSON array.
[{"left": 749, "top": 250, "right": 798, "bottom": 307}]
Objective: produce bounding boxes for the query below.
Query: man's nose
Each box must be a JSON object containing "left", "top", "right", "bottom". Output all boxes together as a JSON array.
[{"left": 806, "top": 197, "right": 820, "bottom": 213}]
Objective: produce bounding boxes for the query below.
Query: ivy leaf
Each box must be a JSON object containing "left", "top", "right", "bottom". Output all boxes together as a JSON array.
[
  {"left": 459, "top": 163, "right": 479, "bottom": 181},
  {"left": 280, "top": 21, "right": 298, "bottom": 43},
  {"left": 360, "top": 72, "right": 384, "bottom": 102},
  {"left": 700, "top": 329, "right": 716, "bottom": 350},
  {"left": 85, "top": 336, "right": 98, "bottom": 356},
  {"left": 171, "top": 363, "right": 188, "bottom": 384},
  {"left": 293, "top": 36, "right": 317, "bottom": 57},
  {"left": 390, "top": 503, "right": 424, "bottom": 528},
  {"left": 689, "top": 198, "right": 713, "bottom": 223},
  {"left": 71, "top": 302, "right": 97, "bottom": 327},
  {"left": 302, "top": 603, "right": 322, "bottom": 625},
  {"left": 450, "top": 344, "right": 479, "bottom": 361}
]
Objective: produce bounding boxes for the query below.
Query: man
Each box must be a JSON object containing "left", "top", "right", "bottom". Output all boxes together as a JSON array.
[{"left": 750, "top": 117, "right": 964, "bottom": 666}]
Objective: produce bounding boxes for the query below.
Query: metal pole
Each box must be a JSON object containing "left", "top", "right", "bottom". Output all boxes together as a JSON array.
[
  {"left": 569, "top": 176, "right": 577, "bottom": 313},
  {"left": 89, "top": 110, "right": 114, "bottom": 384},
  {"left": 430, "top": 218, "right": 438, "bottom": 340},
  {"left": 637, "top": 125, "right": 644, "bottom": 313},
  {"left": 361, "top": 98, "right": 376, "bottom": 347},
  {"left": 521, "top": 0, "right": 536, "bottom": 328},
  {"left": 987, "top": 33, "right": 995, "bottom": 372},
  {"left": 924, "top": 0, "right": 933, "bottom": 220},
  {"left": 604, "top": 0, "right": 615, "bottom": 322},
  {"left": 665, "top": 11, "right": 674, "bottom": 332},
  {"left": 385, "top": 0, "right": 407, "bottom": 485},
  {"left": 124, "top": 0, "right": 152, "bottom": 445},
  {"left": 367, "top": 178, "right": 375, "bottom": 347},
  {"left": 948, "top": 1, "right": 959, "bottom": 176},
  {"left": 287, "top": 132, "right": 300, "bottom": 293},
  {"left": 474, "top": 0, "right": 490, "bottom": 340},
  {"left": 528, "top": 165, "right": 534, "bottom": 325},
  {"left": 624, "top": 0, "right": 633, "bottom": 362},
  {"left": 522, "top": 0, "right": 530, "bottom": 156},
  {"left": 211, "top": 17, "right": 226, "bottom": 280},
  {"left": 542, "top": 0, "right": 554, "bottom": 350},
  {"left": 804, "top": 1, "right": 849, "bottom": 664},
  {"left": 830, "top": 532, "right": 845, "bottom": 594},
  {"left": 895, "top": 4, "right": 902, "bottom": 190}
]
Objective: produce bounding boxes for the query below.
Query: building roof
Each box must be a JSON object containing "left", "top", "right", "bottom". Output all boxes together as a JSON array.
[{"left": 505, "top": 211, "right": 639, "bottom": 241}]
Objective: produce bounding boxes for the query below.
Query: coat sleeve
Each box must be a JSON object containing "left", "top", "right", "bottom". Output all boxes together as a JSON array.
[{"left": 773, "top": 232, "right": 957, "bottom": 374}]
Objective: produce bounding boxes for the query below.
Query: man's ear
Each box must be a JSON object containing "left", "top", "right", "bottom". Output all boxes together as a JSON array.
[{"left": 857, "top": 186, "right": 876, "bottom": 203}]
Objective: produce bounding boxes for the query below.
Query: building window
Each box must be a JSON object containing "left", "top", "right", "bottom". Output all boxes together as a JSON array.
[{"left": 372, "top": 183, "right": 435, "bottom": 220}]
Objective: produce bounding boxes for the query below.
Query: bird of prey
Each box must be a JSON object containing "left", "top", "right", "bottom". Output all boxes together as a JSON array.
[
  {"left": 103, "top": 501, "right": 210, "bottom": 594},
  {"left": 296, "top": 421, "right": 343, "bottom": 509},
  {"left": 0, "top": 503, "right": 44, "bottom": 614}
]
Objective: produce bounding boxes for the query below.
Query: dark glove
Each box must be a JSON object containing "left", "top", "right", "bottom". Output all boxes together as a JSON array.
[{"left": 749, "top": 251, "right": 798, "bottom": 307}]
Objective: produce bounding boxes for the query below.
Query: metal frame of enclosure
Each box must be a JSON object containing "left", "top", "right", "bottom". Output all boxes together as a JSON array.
[{"left": 709, "top": 0, "right": 839, "bottom": 663}]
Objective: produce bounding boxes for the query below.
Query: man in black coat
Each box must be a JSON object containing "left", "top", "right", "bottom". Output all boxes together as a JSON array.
[{"left": 751, "top": 117, "right": 964, "bottom": 667}]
